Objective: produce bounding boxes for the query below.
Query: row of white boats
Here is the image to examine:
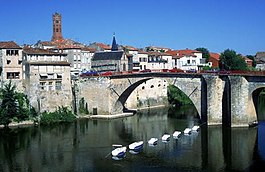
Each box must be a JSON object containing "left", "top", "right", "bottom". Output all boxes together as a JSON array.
[{"left": 111, "top": 125, "right": 200, "bottom": 159}]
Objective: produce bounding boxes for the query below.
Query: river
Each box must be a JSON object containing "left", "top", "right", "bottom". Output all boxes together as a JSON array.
[{"left": 0, "top": 101, "right": 265, "bottom": 171}]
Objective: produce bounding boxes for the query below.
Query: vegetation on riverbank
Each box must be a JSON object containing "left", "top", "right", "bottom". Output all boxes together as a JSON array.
[
  {"left": 0, "top": 81, "right": 76, "bottom": 128},
  {"left": 40, "top": 106, "right": 76, "bottom": 125},
  {"left": 0, "top": 81, "right": 37, "bottom": 127},
  {"left": 167, "top": 84, "right": 193, "bottom": 106}
]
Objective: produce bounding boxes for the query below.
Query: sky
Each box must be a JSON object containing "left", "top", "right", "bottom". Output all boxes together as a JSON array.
[{"left": 0, "top": 0, "right": 265, "bottom": 55}]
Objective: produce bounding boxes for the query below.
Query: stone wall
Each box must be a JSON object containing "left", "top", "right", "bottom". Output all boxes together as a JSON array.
[
  {"left": 203, "top": 75, "right": 225, "bottom": 125},
  {"left": 126, "top": 78, "right": 168, "bottom": 109}
]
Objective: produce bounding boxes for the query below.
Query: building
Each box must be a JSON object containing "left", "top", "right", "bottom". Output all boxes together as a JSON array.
[
  {"left": 122, "top": 46, "right": 140, "bottom": 71},
  {"left": 255, "top": 52, "right": 265, "bottom": 70},
  {"left": 89, "top": 42, "right": 111, "bottom": 52},
  {"left": 138, "top": 51, "right": 149, "bottom": 71},
  {"left": 146, "top": 51, "right": 173, "bottom": 71},
  {"left": 241, "top": 56, "right": 253, "bottom": 67},
  {"left": 167, "top": 49, "right": 211, "bottom": 71},
  {"left": 209, "top": 52, "right": 220, "bottom": 69},
  {"left": 145, "top": 46, "right": 171, "bottom": 52},
  {"left": 91, "top": 35, "right": 132, "bottom": 73},
  {"left": 0, "top": 41, "right": 23, "bottom": 90},
  {"left": 22, "top": 47, "right": 72, "bottom": 113}
]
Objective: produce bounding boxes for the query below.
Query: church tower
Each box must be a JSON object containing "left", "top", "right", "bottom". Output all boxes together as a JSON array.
[{"left": 51, "top": 13, "right": 63, "bottom": 42}]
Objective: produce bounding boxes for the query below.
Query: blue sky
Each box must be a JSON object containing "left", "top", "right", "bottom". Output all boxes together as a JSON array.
[{"left": 0, "top": 0, "right": 264, "bottom": 55}]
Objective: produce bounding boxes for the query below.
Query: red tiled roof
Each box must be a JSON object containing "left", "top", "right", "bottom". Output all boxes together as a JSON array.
[
  {"left": 147, "top": 51, "right": 171, "bottom": 56},
  {"left": 173, "top": 49, "right": 199, "bottom": 58},
  {"left": 210, "top": 52, "right": 220, "bottom": 60},
  {"left": 39, "top": 41, "right": 57, "bottom": 46},
  {"left": 0, "top": 41, "right": 21, "bottom": 49},
  {"left": 138, "top": 50, "right": 148, "bottom": 54},
  {"left": 23, "top": 47, "right": 67, "bottom": 55},
  {"left": 26, "top": 61, "right": 70, "bottom": 65},
  {"left": 81, "top": 47, "right": 96, "bottom": 52},
  {"left": 95, "top": 43, "right": 111, "bottom": 50},
  {"left": 242, "top": 56, "right": 253, "bottom": 62},
  {"left": 124, "top": 45, "right": 138, "bottom": 51}
]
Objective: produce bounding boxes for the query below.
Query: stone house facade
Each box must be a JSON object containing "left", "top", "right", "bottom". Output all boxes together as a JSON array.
[
  {"left": 22, "top": 47, "right": 72, "bottom": 113},
  {"left": 0, "top": 41, "right": 23, "bottom": 91}
]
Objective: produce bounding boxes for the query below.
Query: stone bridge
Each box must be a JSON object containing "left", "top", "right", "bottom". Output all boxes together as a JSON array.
[{"left": 74, "top": 73, "right": 265, "bottom": 127}]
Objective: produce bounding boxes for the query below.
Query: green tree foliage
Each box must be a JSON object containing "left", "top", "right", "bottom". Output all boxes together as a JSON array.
[
  {"left": 40, "top": 106, "right": 76, "bottom": 125},
  {"left": 0, "top": 81, "right": 17, "bottom": 126},
  {"left": 196, "top": 47, "right": 210, "bottom": 62},
  {"left": 0, "top": 81, "right": 37, "bottom": 127},
  {"left": 167, "top": 85, "right": 193, "bottom": 106},
  {"left": 219, "top": 49, "right": 248, "bottom": 70}
]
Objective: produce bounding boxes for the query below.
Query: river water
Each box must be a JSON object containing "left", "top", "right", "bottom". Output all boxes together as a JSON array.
[{"left": 0, "top": 103, "right": 265, "bottom": 171}]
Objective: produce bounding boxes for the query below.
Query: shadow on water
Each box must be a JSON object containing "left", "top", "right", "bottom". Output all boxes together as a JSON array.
[{"left": 0, "top": 103, "right": 265, "bottom": 171}]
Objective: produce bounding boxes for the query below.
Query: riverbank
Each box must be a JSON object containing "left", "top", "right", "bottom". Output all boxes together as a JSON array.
[
  {"left": 84, "top": 112, "right": 135, "bottom": 119},
  {"left": 0, "top": 105, "right": 167, "bottom": 128},
  {"left": 0, "top": 120, "right": 35, "bottom": 129}
]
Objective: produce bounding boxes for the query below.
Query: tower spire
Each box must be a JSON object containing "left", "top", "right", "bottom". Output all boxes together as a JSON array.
[{"left": 111, "top": 33, "right": 118, "bottom": 51}]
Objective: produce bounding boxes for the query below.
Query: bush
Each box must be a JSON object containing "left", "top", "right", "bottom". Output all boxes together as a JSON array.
[{"left": 40, "top": 106, "right": 76, "bottom": 125}]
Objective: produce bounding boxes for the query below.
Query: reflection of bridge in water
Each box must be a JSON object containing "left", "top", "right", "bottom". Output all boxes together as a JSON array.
[{"left": 76, "top": 72, "right": 265, "bottom": 127}]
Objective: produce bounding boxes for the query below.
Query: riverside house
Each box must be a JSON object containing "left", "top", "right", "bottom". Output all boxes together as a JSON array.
[
  {"left": 0, "top": 41, "right": 23, "bottom": 91},
  {"left": 22, "top": 47, "right": 72, "bottom": 113}
]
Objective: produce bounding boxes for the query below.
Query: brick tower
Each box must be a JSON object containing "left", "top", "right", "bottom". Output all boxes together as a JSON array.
[{"left": 51, "top": 12, "right": 63, "bottom": 42}]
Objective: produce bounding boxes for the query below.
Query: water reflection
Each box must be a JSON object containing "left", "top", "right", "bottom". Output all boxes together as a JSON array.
[{"left": 0, "top": 105, "right": 264, "bottom": 171}]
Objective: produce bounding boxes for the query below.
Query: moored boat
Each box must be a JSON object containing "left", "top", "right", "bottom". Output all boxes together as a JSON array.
[
  {"left": 162, "top": 134, "right": 170, "bottom": 141},
  {"left": 148, "top": 138, "right": 158, "bottom": 145},
  {"left": 129, "top": 141, "right": 144, "bottom": 151},
  {"left": 192, "top": 125, "right": 200, "bottom": 131},
  {"left": 173, "top": 131, "right": 181, "bottom": 138},
  {"left": 111, "top": 146, "right": 127, "bottom": 158},
  {"left": 184, "top": 128, "right": 192, "bottom": 135}
]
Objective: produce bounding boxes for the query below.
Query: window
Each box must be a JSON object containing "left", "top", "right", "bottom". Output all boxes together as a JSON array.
[
  {"left": 40, "top": 73, "right": 48, "bottom": 79},
  {"left": 55, "top": 81, "right": 62, "bottom": 90},
  {"left": 6, "top": 50, "right": 18, "bottom": 56},
  {"left": 39, "top": 82, "right": 46, "bottom": 90},
  {"left": 48, "top": 82, "right": 53, "bottom": 91},
  {"left": 187, "top": 60, "right": 190, "bottom": 64},
  {"left": 7, "top": 72, "right": 20, "bottom": 79},
  {"left": 18, "top": 60, "right": 22, "bottom": 65},
  {"left": 47, "top": 74, "right": 54, "bottom": 79},
  {"left": 6, "top": 60, "right": 11, "bottom": 65},
  {"left": 57, "top": 73, "right": 62, "bottom": 79}
]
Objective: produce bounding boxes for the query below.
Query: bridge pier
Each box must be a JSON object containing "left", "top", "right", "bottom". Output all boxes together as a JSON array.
[
  {"left": 203, "top": 75, "right": 225, "bottom": 125},
  {"left": 229, "top": 76, "right": 257, "bottom": 127}
]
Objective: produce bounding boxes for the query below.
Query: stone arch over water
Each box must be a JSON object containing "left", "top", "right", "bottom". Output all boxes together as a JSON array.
[
  {"left": 252, "top": 87, "right": 265, "bottom": 121},
  {"left": 112, "top": 77, "right": 202, "bottom": 119}
]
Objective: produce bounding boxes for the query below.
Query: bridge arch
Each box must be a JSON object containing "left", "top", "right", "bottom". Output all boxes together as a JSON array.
[
  {"left": 112, "top": 77, "right": 202, "bottom": 119},
  {"left": 113, "top": 78, "right": 152, "bottom": 113},
  {"left": 252, "top": 87, "right": 265, "bottom": 121}
]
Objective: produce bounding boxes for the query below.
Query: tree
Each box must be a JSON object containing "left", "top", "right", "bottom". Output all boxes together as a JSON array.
[
  {"left": 219, "top": 49, "right": 248, "bottom": 70},
  {"left": 0, "top": 81, "right": 37, "bottom": 127},
  {"left": 0, "top": 81, "right": 19, "bottom": 127},
  {"left": 196, "top": 47, "right": 210, "bottom": 62}
]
